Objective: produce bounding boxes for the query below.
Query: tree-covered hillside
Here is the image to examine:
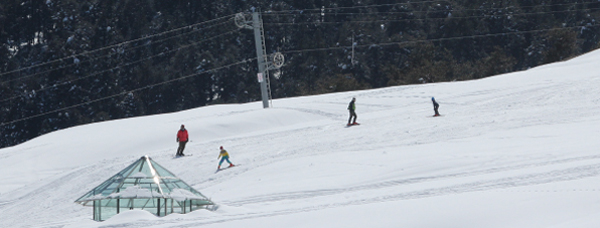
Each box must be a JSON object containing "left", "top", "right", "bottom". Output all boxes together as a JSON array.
[{"left": 1, "top": 0, "right": 599, "bottom": 148}]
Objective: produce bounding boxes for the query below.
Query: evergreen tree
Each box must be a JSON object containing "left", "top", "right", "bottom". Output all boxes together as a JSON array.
[{"left": 1, "top": 0, "right": 599, "bottom": 148}]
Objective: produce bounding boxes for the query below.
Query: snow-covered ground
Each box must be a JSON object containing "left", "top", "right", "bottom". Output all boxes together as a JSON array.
[{"left": 1, "top": 49, "right": 600, "bottom": 228}]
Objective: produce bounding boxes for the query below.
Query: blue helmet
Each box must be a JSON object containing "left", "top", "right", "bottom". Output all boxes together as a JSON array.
[{"left": 431, "top": 97, "right": 435, "bottom": 101}]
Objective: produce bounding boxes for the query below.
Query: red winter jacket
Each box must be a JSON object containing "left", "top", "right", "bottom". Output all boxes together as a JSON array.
[{"left": 177, "top": 129, "right": 188, "bottom": 142}]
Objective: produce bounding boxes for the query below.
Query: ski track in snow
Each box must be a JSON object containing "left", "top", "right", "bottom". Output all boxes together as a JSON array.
[
  {"left": 55, "top": 161, "right": 600, "bottom": 228},
  {"left": 220, "top": 155, "right": 600, "bottom": 206},
  {"left": 2, "top": 52, "right": 600, "bottom": 227},
  {"left": 75, "top": 156, "right": 600, "bottom": 228}
]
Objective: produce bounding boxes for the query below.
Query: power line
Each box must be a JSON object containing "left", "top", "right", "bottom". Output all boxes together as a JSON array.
[
  {"left": 3, "top": 0, "right": 594, "bottom": 83},
  {"left": 3, "top": 1, "right": 598, "bottom": 127},
  {"left": 0, "top": 57, "right": 256, "bottom": 127},
  {"left": 0, "top": 13, "right": 247, "bottom": 128},
  {"left": 0, "top": 13, "right": 236, "bottom": 79},
  {"left": 264, "top": 7, "right": 600, "bottom": 26},
  {"left": 281, "top": 24, "right": 600, "bottom": 54},
  {"left": 0, "top": 28, "right": 242, "bottom": 104},
  {"left": 264, "top": 0, "right": 600, "bottom": 14},
  {"left": 0, "top": 18, "right": 235, "bottom": 86},
  {"left": 266, "top": 0, "right": 447, "bottom": 13}
]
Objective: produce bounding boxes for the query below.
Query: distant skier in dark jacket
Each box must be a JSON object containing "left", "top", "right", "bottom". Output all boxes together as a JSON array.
[
  {"left": 432, "top": 97, "right": 440, "bottom": 116},
  {"left": 347, "top": 97, "right": 358, "bottom": 126},
  {"left": 176, "top": 124, "right": 189, "bottom": 156}
]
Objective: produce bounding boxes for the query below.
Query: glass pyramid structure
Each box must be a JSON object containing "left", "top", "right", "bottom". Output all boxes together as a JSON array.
[{"left": 75, "top": 156, "right": 214, "bottom": 221}]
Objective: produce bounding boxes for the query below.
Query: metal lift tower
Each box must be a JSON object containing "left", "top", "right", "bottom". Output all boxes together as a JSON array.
[{"left": 236, "top": 11, "right": 284, "bottom": 108}]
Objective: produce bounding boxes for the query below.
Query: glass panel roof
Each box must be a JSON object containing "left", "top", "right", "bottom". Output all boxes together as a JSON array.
[{"left": 75, "top": 156, "right": 212, "bottom": 206}]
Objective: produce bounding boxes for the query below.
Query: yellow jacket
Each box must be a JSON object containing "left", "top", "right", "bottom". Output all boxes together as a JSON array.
[{"left": 218, "top": 149, "right": 229, "bottom": 158}]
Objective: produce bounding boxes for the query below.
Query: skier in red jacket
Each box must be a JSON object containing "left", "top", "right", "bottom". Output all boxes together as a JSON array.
[{"left": 176, "top": 124, "right": 189, "bottom": 156}]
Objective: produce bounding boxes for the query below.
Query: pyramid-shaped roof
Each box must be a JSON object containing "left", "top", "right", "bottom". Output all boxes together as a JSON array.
[{"left": 75, "top": 156, "right": 212, "bottom": 206}]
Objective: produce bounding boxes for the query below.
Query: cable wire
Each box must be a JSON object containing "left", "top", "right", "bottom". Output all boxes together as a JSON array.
[
  {"left": 264, "top": 0, "right": 600, "bottom": 14},
  {"left": 266, "top": 0, "right": 448, "bottom": 13},
  {"left": 0, "top": 18, "right": 236, "bottom": 86},
  {"left": 0, "top": 13, "right": 236, "bottom": 79},
  {"left": 263, "top": 1, "right": 600, "bottom": 15},
  {"left": 263, "top": 7, "right": 600, "bottom": 25},
  {"left": 0, "top": 57, "right": 256, "bottom": 127},
  {"left": 3, "top": 1, "right": 598, "bottom": 126},
  {"left": 281, "top": 24, "right": 600, "bottom": 54},
  {"left": 264, "top": 6, "right": 600, "bottom": 26},
  {"left": 0, "top": 28, "right": 243, "bottom": 104}
]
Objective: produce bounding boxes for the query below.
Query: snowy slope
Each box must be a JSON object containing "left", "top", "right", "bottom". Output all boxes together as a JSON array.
[{"left": 1, "top": 49, "right": 600, "bottom": 228}]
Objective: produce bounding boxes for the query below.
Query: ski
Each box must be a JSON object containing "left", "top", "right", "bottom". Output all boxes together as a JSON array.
[
  {"left": 345, "top": 122, "right": 360, "bottom": 127},
  {"left": 173, "top": 154, "right": 192, "bottom": 158},
  {"left": 215, "top": 164, "right": 239, "bottom": 173}
]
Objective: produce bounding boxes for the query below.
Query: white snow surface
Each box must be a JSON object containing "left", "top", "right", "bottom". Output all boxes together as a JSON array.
[{"left": 1, "top": 50, "right": 600, "bottom": 228}]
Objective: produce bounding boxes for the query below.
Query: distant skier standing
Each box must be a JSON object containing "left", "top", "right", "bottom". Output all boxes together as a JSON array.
[
  {"left": 347, "top": 97, "right": 358, "bottom": 126},
  {"left": 432, "top": 97, "right": 440, "bottom": 117},
  {"left": 217, "top": 146, "right": 235, "bottom": 169},
  {"left": 176, "top": 124, "right": 189, "bottom": 156}
]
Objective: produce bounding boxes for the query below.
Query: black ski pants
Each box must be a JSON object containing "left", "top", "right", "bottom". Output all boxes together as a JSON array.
[
  {"left": 177, "top": 141, "right": 188, "bottom": 155},
  {"left": 348, "top": 110, "right": 357, "bottom": 124}
]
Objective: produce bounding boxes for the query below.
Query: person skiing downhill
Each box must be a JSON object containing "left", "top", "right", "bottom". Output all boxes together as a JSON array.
[
  {"left": 432, "top": 97, "right": 440, "bottom": 116},
  {"left": 347, "top": 97, "right": 358, "bottom": 126},
  {"left": 176, "top": 125, "right": 188, "bottom": 156},
  {"left": 217, "top": 146, "right": 234, "bottom": 169}
]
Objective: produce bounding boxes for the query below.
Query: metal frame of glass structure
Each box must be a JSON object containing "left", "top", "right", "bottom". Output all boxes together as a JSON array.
[{"left": 75, "top": 156, "right": 214, "bottom": 221}]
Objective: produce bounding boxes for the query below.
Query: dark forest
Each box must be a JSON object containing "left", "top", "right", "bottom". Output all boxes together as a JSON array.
[{"left": 1, "top": 0, "right": 599, "bottom": 148}]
